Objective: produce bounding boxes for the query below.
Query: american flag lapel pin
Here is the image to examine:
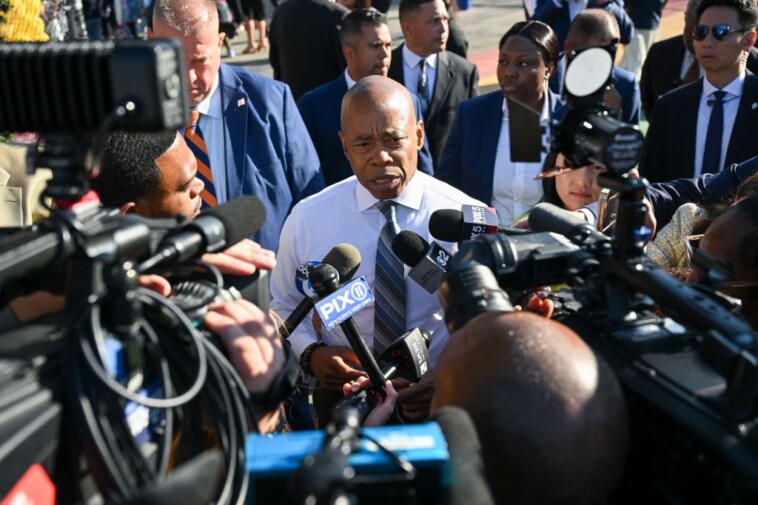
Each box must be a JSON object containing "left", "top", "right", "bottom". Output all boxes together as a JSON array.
[{"left": 237, "top": 98, "right": 246, "bottom": 107}]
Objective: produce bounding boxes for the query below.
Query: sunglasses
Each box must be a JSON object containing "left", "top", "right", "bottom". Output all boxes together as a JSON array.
[{"left": 693, "top": 24, "right": 749, "bottom": 41}]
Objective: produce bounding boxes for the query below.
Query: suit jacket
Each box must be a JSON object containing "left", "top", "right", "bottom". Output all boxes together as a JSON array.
[
  {"left": 550, "top": 60, "right": 641, "bottom": 125},
  {"left": 531, "top": 0, "right": 634, "bottom": 47},
  {"left": 640, "top": 35, "right": 758, "bottom": 119},
  {"left": 639, "top": 75, "right": 758, "bottom": 183},
  {"left": 297, "top": 75, "right": 435, "bottom": 186},
  {"left": 626, "top": 0, "right": 665, "bottom": 30},
  {"left": 217, "top": 64, "right": 324, "bottom": 252},
  {"left": 437, "top": 89, "right": 562, "bottom": 203},
  {"left": 388, "top": 45, "right": 479, "bottom": 169},
  {"left": 646, "top": 155, "right": 758, "bottom": 229},
  {"left": 269, "top": 0, "right": 349, "bottom": 101}
]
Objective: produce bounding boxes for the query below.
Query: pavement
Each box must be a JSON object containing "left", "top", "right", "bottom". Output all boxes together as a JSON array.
[{"left": 223, "top": 0, "right": 687, "bottom": 94}]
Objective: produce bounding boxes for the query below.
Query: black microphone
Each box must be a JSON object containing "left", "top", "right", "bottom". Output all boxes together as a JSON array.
[
  {"left": 528, "top": 202, "right": 610, "bottom": 245},
  {"left": 310, "top": 264, "right": 387, "bottom": 395},
  {"left": 429, "top": 205, "right": 498, "bottom": 242},
  {"left": 138, "top": 196, "right": 266, "bottom": 272},
  {"left": 391, "top": 230, "right": 451, "bottom": 293},
  {"left": 331, "top": 327, "right": 430, "bottom": 422},
  {"left": 278, "top": 244, "right": 362, "bottom": 338}
]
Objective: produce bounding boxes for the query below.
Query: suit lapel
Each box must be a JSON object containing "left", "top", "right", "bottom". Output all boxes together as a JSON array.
[
  {"left": 388, "top": 46, "right": 404, "bottom": 85},
  {"left": 480, "top": 92, "right": 506, "bottom": 202},
  {"left": 219, "top": 64, "right": 248, "bottom": 200},
  {"left": 726, "top": 74, "right": 758, "bottom": 165},
  {"left": 428, "top": 51, "right": 453, "bottom": 120}
]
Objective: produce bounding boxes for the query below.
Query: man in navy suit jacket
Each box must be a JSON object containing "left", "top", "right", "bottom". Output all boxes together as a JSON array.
[
  {"left": 297, "top": 8, "right": 434, "bottom": 186},
  {"left": 151, "top": 0, "right": 324, "bottom": 252},
  {"left": 639, "top": 0, "right": 758, "bottom": 183},
  {"left": 550, "top": 9, "right": 641, "bottom": 125},
  {"left": 531, "top": 0, "right": 635, "bottom": 48}
]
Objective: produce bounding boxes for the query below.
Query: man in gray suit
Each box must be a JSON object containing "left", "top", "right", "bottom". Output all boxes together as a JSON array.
[{"left": 388, "top": 0, "right": 479, "bottom": 169}]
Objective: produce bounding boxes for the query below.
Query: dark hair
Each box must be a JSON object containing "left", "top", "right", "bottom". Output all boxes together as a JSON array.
[
  {"left": 340, "top": 8, "right": 387, "bottom": 46},
  {"left": 567, "top": 9, "right": 620, "bottom": 46},
  {"left": 540, "top": 152, "right": 567, "bottom": 209},
  {"left": 398, "top": 0, "right": 437, "bottom": 23},
  {"left": 723, "top": 194, "right": 758, "bottom": 269},
  {"left": 92, "top": 130, "right": 177, "bottom": 208},
  {"left": 499, "top": 21, "right": 560, "bottom": 73},
  {"left": 695, "top": 0, "right": 758, "bottom": 30}
]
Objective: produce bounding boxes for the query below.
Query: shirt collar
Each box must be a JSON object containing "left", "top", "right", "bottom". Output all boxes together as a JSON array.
[
  {"left": 355, "top": 171, "right": 425, "bottom": 212},
  {"left": 402, "top": 44, "right": 438, "bottom": 70},
  {"left": 703, "top": 71, "right": 745, "bottom": 98},
  {"left": 501, "top": 92, "right": 551, "bottom": 121},
  {"left": 194, "top": 73, "right": 222, "bottom": 119},
  {"left": 344, "top": 68, "right": 358, "bottom": 90}
]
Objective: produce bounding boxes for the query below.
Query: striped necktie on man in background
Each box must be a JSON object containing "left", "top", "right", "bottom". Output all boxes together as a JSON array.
[{"left": 184, "top": 110, "right": 218, "bottom": 208}]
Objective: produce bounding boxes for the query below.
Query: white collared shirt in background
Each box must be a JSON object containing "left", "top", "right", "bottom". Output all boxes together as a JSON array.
[
  {"left": 694, "top": 72, "right": 744, "bottom": 177},
  {"left": 491, "top": 95, "right": 551, "bottom": 226},
  {"left": 402, "top": 44, "right": 438, "bottom": 103}
]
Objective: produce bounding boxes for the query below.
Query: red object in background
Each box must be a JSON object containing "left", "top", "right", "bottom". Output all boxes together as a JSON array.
[
  {"left": 1, "top": 464, "right": 56, "bottom": 505},
  {"left": 54, "top": 189, "right": 101, "bottom": 211}
]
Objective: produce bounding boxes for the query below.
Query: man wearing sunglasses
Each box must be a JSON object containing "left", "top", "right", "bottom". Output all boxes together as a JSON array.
[{"left": 640, "top": 0, "right": 758, "bottom": 183}]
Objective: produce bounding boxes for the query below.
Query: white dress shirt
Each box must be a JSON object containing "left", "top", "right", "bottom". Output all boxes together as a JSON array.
[
  {"left": 193, "top": 75, "right": 228, "bottom": 203},
  {"left": 344, "top": 68, "right": 357, "bottom": 90},
  {"left": 270, "top": 172, "right": 486, "bottom": 368},
  {"left": 693, "top": 73, "right": 744, "bottom": 177},
  {"left": 679, "top": 50, "right": 704, "bottom": 81},
  {"left": 490, "top": 96, "right": 551, "bottom": 226},
  {"left": 402, "top": 45, "right": 438, "bottom": 102}
]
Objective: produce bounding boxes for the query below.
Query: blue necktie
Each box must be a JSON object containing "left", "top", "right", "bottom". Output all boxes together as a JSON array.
[
  {"left": 374, "top": 201, "right": 406, "bottom": 356},
  {"left": 702, "top": 90, "right": 726, "bottom": 175},
  {"left": 417, "top": 59, "right": 430, "bottom": 116}
]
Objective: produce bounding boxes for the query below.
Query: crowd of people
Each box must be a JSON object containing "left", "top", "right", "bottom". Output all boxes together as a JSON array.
[{"left": 2, "top": 0, "right": 758, "bottom": 502}]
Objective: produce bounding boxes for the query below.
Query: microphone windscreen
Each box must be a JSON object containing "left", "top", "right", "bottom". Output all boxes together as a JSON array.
[
  {"left": 429, "top": 209, "right": 464, "bottom": 243},
  {"left": 392, "top": 230, "right": 429, "bottom": 267},
  {"left": 527, "top": 202, "right": 586, "bottom": 236},
  {"left": 202, "top": 196, "right": 266, "bottom": 245},
  {"left": 322, "top": 243, "right": 361, "bottom": 282},
  {"left": 431, "top": 406, "right": 495, "bottom": 505}
]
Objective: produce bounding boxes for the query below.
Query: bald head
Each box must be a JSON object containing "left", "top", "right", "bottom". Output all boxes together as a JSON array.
[
  {"left": 153, "top": 0, "right": 218, "bottom": 36},
  {"left": 432, "top": 312, "right": 629, "bottom": 505},
  {"left": 340, "top": 75, "right": 417, "bottom": 128},
  {"left": 565, "top": 9, "right": 620, "bottom": 51}
]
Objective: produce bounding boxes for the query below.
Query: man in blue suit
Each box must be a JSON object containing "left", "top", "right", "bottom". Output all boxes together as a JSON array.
[
  {"left": 150, "top": 0, "right": 324, "bottom": 252},
  {"left": 297, "top": 8, "right": 434, "bottom": 186},
  {"left": 550, "top": 9, "right": 641, "bottom": 125},
  {"left": 531, "top": 0, "right": 635, "bottom": 48}
]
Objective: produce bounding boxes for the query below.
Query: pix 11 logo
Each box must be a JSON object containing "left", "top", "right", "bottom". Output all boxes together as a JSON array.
[{"left": 315, "top": 276, "right": 375, "bottom": 330}]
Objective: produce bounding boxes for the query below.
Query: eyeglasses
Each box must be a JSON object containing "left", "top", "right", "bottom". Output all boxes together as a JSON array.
[{"left": 693, "top": 24, "right": 749, "bottom": 42}]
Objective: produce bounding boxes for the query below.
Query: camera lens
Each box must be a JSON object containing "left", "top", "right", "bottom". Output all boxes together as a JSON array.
[{"left": 439, "top": 263, "right": 513, "bottom": 332}]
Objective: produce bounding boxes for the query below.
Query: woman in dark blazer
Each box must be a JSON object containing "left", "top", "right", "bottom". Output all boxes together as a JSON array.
[{"left": 438, "top": 21, "right": 561, "bottom": 226}]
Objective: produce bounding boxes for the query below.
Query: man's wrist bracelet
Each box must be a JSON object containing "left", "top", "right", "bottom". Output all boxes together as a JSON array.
[{"left": 300, "top": 341, "right": 326, "bottom": 376}]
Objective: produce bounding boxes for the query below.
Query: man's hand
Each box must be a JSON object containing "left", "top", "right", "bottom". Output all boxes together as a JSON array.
[
  {"left": 204, "top": 299, "right": 285, "bottom": 394},
  {"left": 392, "top": 372, "right": 435, "bottom": 421},
  {"left": 343, "top": 377, "right": 397, "bottom": 427},
  {"left": 310, "top": 345, "right": 366, "bottom": 390},
  {"left": 201, "top": 239, "right": 276, "bottom": 276}
]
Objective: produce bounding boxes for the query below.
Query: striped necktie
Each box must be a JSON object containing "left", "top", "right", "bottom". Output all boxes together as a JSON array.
[
  {"left": 417, "top": 59, "right": 429, "bottom": 116},
  {"left": 374, "top": 201, "right": 406, "bottom": 355},
  {"left": 184, "top": 110, "right": 217, "bottom": 208}
]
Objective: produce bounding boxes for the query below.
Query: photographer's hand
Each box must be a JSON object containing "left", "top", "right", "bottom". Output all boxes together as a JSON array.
[
  {"left": 393, "top": 372, "right": 435, "bottom": 421},
  {"left": 201, "top": 239, "right": 276, "bottom": 276},
  {"left": 310, "top": 345, "right": 367, "bottom": 390},
  {"left": 204, "top": 299, "right": 285, "bottom": 433},
  {"left": 342, "top": 377, "right": 397, "bottom": 427}
]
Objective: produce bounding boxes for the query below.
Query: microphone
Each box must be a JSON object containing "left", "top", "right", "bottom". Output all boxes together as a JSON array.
[
  {"left": 391, "top": 230, "right": 451, "bottom": 293},
  {"left": 331, "top": 327, "right": 430, "bottom": 422},
  {"left": 528, "top": 203, "right": 610, "bottom": 245},
  {"left": 138, "top": 196, "right": 266, "bottom": 272},
  {"left": 429, "top": 205, "right": 498, "bottom": 242},
  {"left": 278, "top": 244, "right": 362, "bottom": 338},
  {"left": 310, "top": 264, "right": 387, "bottom": 395}
]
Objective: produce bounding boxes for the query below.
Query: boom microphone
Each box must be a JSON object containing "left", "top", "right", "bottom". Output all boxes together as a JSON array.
[
  {"left": 392, "top": 231, "right": 451, "bottom": 293},
  {"left": 429, "top": 206, "right": 498, "bottom": 242},
  {"left": 138, "top": 196, "right": 266, "bottom": 272},
  {"left": 278, "top": 244, "right": 362, "bottom": 338},
  {"left": 528, "top": 202, "right": 609, "bottom": 245}
]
